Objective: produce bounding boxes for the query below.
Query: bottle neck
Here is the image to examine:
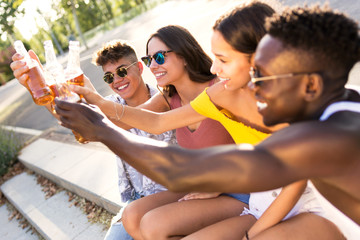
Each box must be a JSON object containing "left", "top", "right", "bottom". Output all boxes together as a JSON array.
[
  {"left": 66, "top": 47, "right": 81, "bottom": 73},
  {"left": 44, "top": 43, "right": 65, "bottom": 83}
]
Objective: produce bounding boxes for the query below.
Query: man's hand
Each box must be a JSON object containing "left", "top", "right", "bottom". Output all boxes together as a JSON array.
[
  {"left": 54, "top": 98, "right": 113, "bottom": 141},
  {"left": 68, "top": 75, "right": 104, "bottom": 105}
]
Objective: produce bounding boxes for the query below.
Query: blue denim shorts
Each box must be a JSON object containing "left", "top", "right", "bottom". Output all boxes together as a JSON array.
[{"left": 222, "top": 193, "right": 250, "bottom": 205}]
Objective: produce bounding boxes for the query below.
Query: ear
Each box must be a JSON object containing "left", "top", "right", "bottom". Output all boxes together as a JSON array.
[
  {"left": 304, "top": 73, "right": 323, "bottom": 101},
  {"left": 137, "top": 61, "right": 143, "bottom": 74}
]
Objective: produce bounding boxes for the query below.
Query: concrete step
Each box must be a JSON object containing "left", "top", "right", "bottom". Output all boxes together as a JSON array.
[
  {"left": 0, "top": 203, "right": 39, "bottom": 240},
  {"left": 18, "top": 138, "right": 124, "bottom": 215},
  {"left": 1, "top": 172, "right": 108, "bottom": 239}
]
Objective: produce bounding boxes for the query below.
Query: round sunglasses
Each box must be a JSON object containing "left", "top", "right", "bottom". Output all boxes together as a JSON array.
[
  {"left": 141, "top": 50, "right": 173, "bottom": 67},
  {"left": 103, "top": 62, "right": 137, "bottom": 84}
]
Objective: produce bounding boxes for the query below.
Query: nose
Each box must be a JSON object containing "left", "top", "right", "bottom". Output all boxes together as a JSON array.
[
  {"left": 210, "top": 61, "right": 219, "bottom": 75},
  {"left": 149, "top": 57, "right": 159, "bottom": 69},
  {"left": 113, "top": 74, "right": 124, "bottom": 84}
]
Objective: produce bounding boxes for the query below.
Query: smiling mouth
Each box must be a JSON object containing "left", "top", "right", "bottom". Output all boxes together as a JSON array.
[
  {"left": 218, "top": 77, "right": 230, "bottom": 81},
  {"left": 117, "top": 83, "right": 129, "bottom": 90},
  {"left": 155, "top": 72, "right": 166, "bottom": 78}
]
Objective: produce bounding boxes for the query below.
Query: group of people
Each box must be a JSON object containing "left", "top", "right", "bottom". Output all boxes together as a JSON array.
[{"left": 11, "top": 1, "right": 360, "bottom": 239}]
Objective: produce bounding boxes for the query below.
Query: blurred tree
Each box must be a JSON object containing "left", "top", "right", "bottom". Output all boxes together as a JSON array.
[
  {"left": 0, "top": 0, "right": 25, "bottom": 43},
  {"left": 100, "top": 0, "right": 114, "bottom": 20}
]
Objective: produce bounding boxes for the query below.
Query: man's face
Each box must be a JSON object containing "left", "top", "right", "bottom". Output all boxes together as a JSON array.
[
  {"left": 253, "top": 35, "right": 308, "bottom": 126},
  {"left": 102, "top": 57, "right": 143, "bottom": 101}
]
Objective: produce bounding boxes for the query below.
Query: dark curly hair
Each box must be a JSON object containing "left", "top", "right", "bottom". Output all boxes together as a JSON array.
[
  {"left": 213, "top": 1, "right": 275, "bottom": 55},
  {"left": 92, "top": 39, "right": 138, "bottom": 66},
  {"left": 146, "top": 25, "right": 216, "bottom": 97},
  {"left": 266, "top": 5, "right": 360, "bottom": 86}
]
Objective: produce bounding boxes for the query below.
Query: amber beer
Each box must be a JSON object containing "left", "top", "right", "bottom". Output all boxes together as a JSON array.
[
  {"left": 66, "top": 73, "right": 84, "bottom": 99},
  {"left": 27, "top": 65, "right": 54, "bottom": 105},
  {"left": 14, "top": 40, "right": 54, "bottom": 105},
  {"left": 65, "top": 41, "right": 84, "bottom": 99},
  {"left": 64, "top": 41, "right": 87, "bottom": 143}
]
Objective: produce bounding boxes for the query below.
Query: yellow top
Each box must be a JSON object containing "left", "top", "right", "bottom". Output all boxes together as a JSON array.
[{"left": 190, "top": 89, "right": 269, "bottom": 144}]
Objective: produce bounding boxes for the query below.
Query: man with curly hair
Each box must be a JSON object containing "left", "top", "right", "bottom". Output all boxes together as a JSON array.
[{"left": 55, "top": 5, "right": 360, "bottom": 239}]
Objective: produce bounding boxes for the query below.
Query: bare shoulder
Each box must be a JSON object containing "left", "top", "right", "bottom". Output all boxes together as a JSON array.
[
  {"left": 258, "top": 113, "right": 360, "bottom": 176},
  {"left": 206, "top": 81, "right": 226, "bottom": 99},
  {"left": 139, "top": 92, "right": 171, "bottom": 112}
]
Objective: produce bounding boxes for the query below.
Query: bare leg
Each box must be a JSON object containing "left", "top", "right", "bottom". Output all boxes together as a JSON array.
[
  {"left": 140, "top": 195, "right": 248, "bottom": 240},
  {"left": 253, "top": 213, "right": 346, "bottom": 240},
  {"left": 122, "top": 191, "right": 186, "bottom": 240},
  {"left": 182, "top": 215, "right": 256, "bottom": 240}
]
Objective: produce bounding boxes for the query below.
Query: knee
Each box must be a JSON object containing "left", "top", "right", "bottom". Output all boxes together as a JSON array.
[
  {"left": 140, "top": 211, "right": 164, "bottom": 240},
  {"left": 122, "top": 202, "right": 142, "bottom": 236}
]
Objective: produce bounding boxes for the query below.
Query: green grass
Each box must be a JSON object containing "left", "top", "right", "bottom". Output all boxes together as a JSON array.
[{"left": 0, "top": 126, "right": 23, "bottom": 177}]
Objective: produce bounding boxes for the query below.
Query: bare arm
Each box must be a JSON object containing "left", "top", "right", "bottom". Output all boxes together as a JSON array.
[
  {"left": 72, "top": 83, "right": 206, "bottom": 134},
  {"left": 54, "top": 99, "right": 358, "bottom": 192},
  {"left": 245, "top": 180, "right": 307, "bottom": 239}
]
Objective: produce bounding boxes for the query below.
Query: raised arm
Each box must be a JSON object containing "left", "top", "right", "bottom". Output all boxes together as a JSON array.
[
  {"left": 72, "top": 83, "right": 206, "bottom": 134},
  {"left": 53, "top": 99, "right": 301, "bottom": 190},
  {"left": 54, "top": 99, "right": 359, "bottom": 192}
]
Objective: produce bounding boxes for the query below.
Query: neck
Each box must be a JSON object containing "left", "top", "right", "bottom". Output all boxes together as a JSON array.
[
  {"left": 306, "top": 88, "right": 353, "bottom": 121},
  {"left": 173, "top": 77, "right": 214, "bottom": 105}
]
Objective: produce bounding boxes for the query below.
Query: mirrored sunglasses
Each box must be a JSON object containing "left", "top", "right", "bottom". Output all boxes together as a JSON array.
[
  {"left": 103, "top": 62, "right": 137, "bottom": 84},
  {"left": 141, "top": 50, "right": 173, "bottom": 67}
]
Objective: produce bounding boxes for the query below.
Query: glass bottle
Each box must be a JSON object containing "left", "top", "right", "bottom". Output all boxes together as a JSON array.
[
  {"left": 13, "top": 40, "right": 54, "bottom": 105},
  {"left": 43, "top": 40, "right": 80, "bottom": 106},
  {"left": 44, "top": 40, "right": 87, "bottom": 144},
  {"left": 65, "top": 41, "right": 84, "bottom": 99}
]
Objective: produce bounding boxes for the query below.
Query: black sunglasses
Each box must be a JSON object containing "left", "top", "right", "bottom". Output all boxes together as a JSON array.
[
  {"left": 141, "top": 50, "right": 173, "bottom": 67},
  {"left": 103, "top": 62, "right": 137, "bottom": 84}
]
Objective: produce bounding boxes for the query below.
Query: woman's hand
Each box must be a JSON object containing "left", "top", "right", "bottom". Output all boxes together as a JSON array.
[{"left": 178, "top": 192, "right": 221, "bottom": 201}]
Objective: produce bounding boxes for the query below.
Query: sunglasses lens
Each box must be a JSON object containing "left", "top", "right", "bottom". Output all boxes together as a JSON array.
[
  {"left": 117, "top": 67, "right": 127, "bottom": 78},
  {"left": 141, "top": 57, "right": 151, "bottom": 67},
  {"left": 254, "top": 81, "right": 263, "bottom": 87},
  {"left": 154, "top": 52, "right": 165, "bottom": 65},
  {"left": 103, "top": 74, "right": 113, "bottom": 84}
]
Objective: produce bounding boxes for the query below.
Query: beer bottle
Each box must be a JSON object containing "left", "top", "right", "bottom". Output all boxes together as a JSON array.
[
  {"left": 44, "top": 40, "right": 87, "bottom": 144},
  {"left": 65, "top": 41, "right": 84, "bottom": 99},
  {"left": 43, "top": 40, "right": 80, "bottom": 105},
  {"left": 13, "top": 40, "right": 54, "bottom": 105}
]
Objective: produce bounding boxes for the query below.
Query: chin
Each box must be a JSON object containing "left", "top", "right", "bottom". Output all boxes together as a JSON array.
[{"left": 262, "top": 117, "right": 278, "bottom": 127}]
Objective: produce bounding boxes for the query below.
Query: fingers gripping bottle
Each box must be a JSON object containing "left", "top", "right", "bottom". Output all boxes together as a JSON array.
[
  {"left": 65, "top": 41, "right": 84, "bottom": 99},
  {"left": 13, "top": 40, "right": 54, "bottom": 105}
]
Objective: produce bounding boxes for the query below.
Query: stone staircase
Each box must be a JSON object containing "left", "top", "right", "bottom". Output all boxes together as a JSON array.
[{"left": 0, "top": 134, "right": 124, "bottom": 240}]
